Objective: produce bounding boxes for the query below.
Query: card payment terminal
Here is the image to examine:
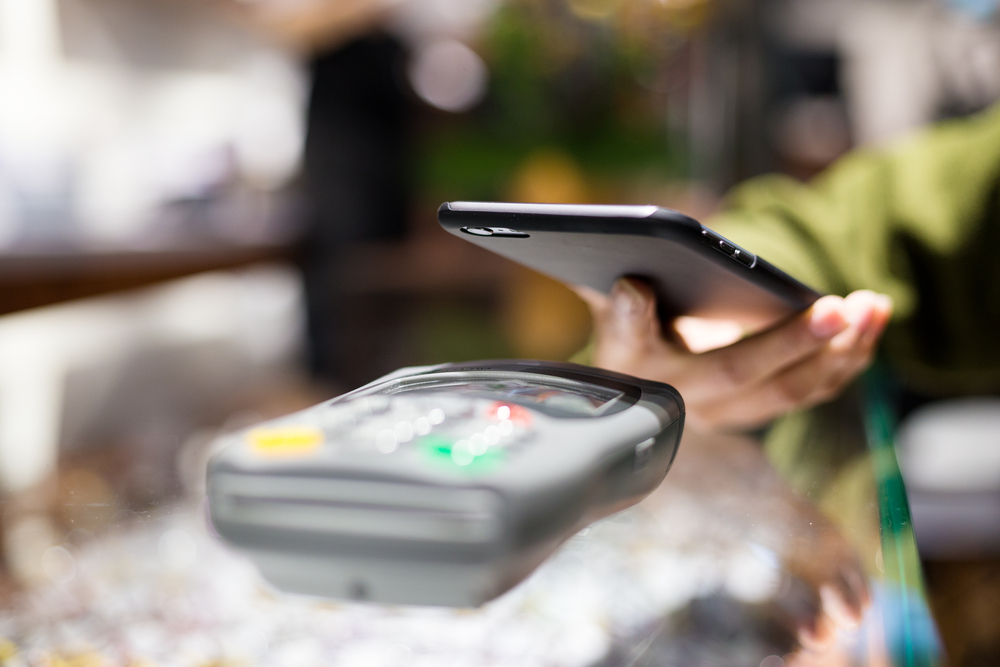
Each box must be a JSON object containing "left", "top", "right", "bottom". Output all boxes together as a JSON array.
[{"left": 207, "top": 360, "right": 684, "bottom": 607}]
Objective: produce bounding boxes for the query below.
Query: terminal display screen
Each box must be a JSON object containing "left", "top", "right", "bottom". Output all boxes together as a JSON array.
[{"left": 362, "top": 371, "right": 632, "bottom": 418}]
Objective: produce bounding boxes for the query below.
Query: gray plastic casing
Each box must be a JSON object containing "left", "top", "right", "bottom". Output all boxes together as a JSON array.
[{"left": 207, "top": 360, "right": 683, "bottom": 607}]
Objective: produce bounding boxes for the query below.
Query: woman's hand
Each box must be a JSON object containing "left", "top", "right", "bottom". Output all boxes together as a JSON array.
[{"left": 574, "top": 278, "right": 892, "bottom": 430}]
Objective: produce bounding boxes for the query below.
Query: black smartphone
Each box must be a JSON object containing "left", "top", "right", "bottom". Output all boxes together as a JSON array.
[{"left": 439, "top": 201, "right": 821, "bottom": 330}]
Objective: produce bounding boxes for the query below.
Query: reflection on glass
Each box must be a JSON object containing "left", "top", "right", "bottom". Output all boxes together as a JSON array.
[{"left": 863, "top": 371, "right": 943, "bottom": 667}]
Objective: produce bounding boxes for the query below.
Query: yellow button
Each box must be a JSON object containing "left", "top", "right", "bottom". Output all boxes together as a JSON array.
[{"left": 247, "top": 426, "right": 323, "bottom": 457}]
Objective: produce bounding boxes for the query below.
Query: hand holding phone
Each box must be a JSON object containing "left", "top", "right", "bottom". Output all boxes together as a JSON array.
[{"left": 581, "top": 278, "right": 892, "bottom": 430}]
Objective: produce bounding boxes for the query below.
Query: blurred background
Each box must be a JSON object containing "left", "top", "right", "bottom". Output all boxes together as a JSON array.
[{"left": 0, "top": 0, "right": 999, "bottom": 663}]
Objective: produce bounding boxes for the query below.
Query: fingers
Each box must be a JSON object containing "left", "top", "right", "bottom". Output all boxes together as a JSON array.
[
  {"left": 577, "top": 280, "right": 894, "bottom": 431},
  {"left": 831, "top": 563, "right": 870, "bottom": 624},
  {"left": 797, "top": 577, "right": 869, "bottom": 651},
  {"left": 792, "top": 560, "right": 871, "bottom": 653},
  {"left": 589, "top": 279, "right": 672, "bottom": 374},
  {"left": 693, "top": 291, "right": 892, "bottom": 428},
  {"left": 798, "top": 606, "right": 839, "bottom": 652},
  {"left": 842, "top": 562, "right": 871, "bottom": 614},
  {"left": 678, "top": 295, "right": 850, "bottom": 404},
  {"left": 817, "top": 290, "right": 892, "bottom": 391},
  {"left": 820, "top": 583, "right": 860, "bottom": 629},
  {"left": 607, "top": 278, "right": 659, "bottom": 342},
  {"left": 833, "top": 290, "right": 893, "bottom": 352},
  {"left": 794, "top": 290, "right": 892, "bottom": 404}
]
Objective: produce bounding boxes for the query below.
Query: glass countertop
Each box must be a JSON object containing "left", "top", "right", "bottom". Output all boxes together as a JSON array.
[{"left": 0, "top": 378, "right": 942, "bottom": 667}]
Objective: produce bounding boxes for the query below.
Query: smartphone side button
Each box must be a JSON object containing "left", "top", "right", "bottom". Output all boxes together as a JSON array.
[
  {"left": 733, "top": 248, "right": 756, "bottom": 267},
  {"left": 703, "top": 229, "right": 755, "bottom": 267}
]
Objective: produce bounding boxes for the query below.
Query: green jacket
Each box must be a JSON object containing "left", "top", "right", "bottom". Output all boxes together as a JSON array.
[
  {"left": 713, "top": 103, "right": 1000, "bottom": 396},
  {"left": 571, "top": 104, "right": 1000, "bottom": 492},
  {"left": 681, "top": 104, "right": 1000, "bottom": 506}
]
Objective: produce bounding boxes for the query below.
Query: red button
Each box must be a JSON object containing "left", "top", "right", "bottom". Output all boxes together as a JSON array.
[{"left": 489, "top": 402, "right": 531, "bottom": 426}]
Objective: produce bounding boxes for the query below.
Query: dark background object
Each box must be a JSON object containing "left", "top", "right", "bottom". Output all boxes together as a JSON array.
[
  {"left": 299, "top": 33, "right": 414, "bottom": 386},
  {"left": 0, "top": 245, "right": 286, "bottom": 317}
]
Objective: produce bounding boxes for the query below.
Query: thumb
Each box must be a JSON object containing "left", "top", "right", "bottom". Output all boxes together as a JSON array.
[{"left": 597, "top": 278, "right": 662, "bottom": 359}]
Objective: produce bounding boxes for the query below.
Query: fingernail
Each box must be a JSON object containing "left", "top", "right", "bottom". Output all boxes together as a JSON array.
[
  {"left": 820, "top": 585, "right": 860, "bottom": 629},
  {"left": 860, "top": 298, "right": 893, "bottom": 347},
  {"left": 612, "top": 280, "right": 643, "bottom": 317},
  {"left": 844, "top": 291, "right": 877, "bottom": 328},
  {"left": 798, "top": 617, "right": 836, "bottom": 651},
  {"left": 809, "top": 296, "right": 848, "bottom": 339}
]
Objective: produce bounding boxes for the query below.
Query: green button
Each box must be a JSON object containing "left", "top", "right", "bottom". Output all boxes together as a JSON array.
[{"left": 418, "top": 435, "right": 504, "bottom": 473}]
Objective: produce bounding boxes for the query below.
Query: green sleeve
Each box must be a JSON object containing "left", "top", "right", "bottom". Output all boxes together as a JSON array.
[
  {"left": 717, "top": 106, "right": 1000, "bottom": 482},
  {"left": 575, "top": 104, "right": 1000, "bottom": 393},
  {"left": 711, "top": 103, "right": 1000, "bottom": 323}
]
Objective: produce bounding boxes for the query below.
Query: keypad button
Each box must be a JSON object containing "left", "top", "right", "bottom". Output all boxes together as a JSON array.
[
  {"left": 316, "top": 394, "right": 535, "bottom": 461},
  {"left": 733, "top": 248, "right": 755, "bottom": 267}
]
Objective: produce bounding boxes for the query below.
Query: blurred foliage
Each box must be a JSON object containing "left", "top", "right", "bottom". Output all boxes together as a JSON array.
[
  {"left": 417, "top": 0, "right": 707, "bottom": 202},
  {"left": 412, "top": 299, "right": 513, "bottom": 364}
]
